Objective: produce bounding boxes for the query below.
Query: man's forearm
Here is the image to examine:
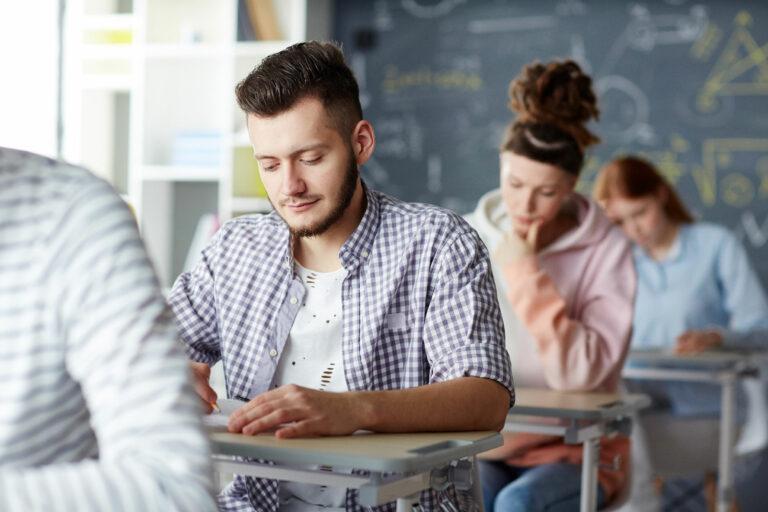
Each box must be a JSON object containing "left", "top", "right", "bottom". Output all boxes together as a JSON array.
[{"left": 352, "top": 377, "right": 510, "bottom": 432}]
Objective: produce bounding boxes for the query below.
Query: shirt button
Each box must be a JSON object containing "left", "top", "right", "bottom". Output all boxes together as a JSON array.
[
  {"left": 290, "top": 296, "right": 298, "bottom": 305},
  {"left": 269, "top": 349, "right": 278, "bottom": 358},
  {"left": 361, "top": 250, "right": 369, "bottom": 257}
]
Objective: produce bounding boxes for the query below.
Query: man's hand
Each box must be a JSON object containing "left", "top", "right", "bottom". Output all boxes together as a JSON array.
[
  {"left": 492, "top": 222, "right": 541, "bottom": 267},
  {"left": 189, "top": 361, "right": 217, "bottom": 414},
  {"left": 227, "top": 384, "right": 365, "bottom": 439},
  {"left": 675, "top": 329, "right": 723, "bottom": 355}
]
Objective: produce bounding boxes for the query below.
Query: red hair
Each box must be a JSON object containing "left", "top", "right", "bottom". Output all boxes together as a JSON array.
[{"left": 593, "top": 156, "right": 694, "bottom": 224}]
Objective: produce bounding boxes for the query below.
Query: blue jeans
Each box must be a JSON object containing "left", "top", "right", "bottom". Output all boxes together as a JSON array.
[{"left": 479, "top": 461, "right": 607, "bottom": 512}]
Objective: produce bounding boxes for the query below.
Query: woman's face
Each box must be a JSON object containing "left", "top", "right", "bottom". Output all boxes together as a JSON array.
[
  {"left": 499, "top": 151, "right": 576, "bottom": 237},
  {"left": 602, "top": 193, "right": 669, "bottom": 250}
]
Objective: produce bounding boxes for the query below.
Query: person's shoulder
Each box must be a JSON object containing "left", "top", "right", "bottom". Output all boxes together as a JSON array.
[
  {"left": 685, "top": 221, "right": 739, "bottom": 250},
  {"left": 0, "top": 148, "right": 125, "bottom": 224},
  {"left": 1, "top": 148, "right": 108, "bottom": 200},
  {"left": 375, "top": 190, "right": 475, "bottom": 238},
  {"left": 576, "top": 195, "right": 631, "bottom": 249},
  {"left": 211, "top": 210, "right": 285, "bottom": 248},
  {"left": 688, "top": 221, "right": 731, "bottom": 239}
]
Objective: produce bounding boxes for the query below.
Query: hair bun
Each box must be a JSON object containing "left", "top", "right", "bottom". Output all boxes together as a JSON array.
[{"left": 508, "top": 60, "right": 600, "bottom": 148}]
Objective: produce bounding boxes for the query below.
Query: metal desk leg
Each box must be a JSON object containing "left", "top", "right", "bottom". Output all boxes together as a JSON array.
[
  {"left": 580, "top": 437, "right": 600, "bottom": 511},
  {"left": 396, "top": 493, "right": 420, "bottom": 512},
  {"left": 472, "top": 456, "right": 485, "bottom": 512},
  {"left": 718, "top": 375, "right": 737, "bottom": 512}
]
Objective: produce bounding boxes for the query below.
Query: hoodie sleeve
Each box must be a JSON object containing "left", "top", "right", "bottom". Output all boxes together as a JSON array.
[{"left": 501, "top": 231, "right": 636, "bottom": 391}]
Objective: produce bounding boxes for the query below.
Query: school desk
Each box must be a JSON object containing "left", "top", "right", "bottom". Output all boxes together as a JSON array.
[
  {"left": 623, "top": 349, "right": 767, "bottom": 512},
  {"left": 208, "top": 428, "right": 501, "bottom": 511},
  {"left": 505, "top": 387, "right": 651, "bottom": 512}
]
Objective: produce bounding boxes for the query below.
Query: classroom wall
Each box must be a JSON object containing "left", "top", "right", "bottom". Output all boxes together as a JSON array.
[{"left": 333, "top": 0, "right": 768, "bottom": 288}]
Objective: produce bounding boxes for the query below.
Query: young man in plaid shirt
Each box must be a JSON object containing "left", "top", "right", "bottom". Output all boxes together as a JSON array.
[{"left": 169, "top": 41, "right": 514, "bottom": 511}]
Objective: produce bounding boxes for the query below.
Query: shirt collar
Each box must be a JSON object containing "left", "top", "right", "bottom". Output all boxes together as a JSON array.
[
  {"left": 632, "top": 225, "right": 685, "bottom": 264},
  {"left": 338, "top": 180, "right": 378, "bottom": 270}
]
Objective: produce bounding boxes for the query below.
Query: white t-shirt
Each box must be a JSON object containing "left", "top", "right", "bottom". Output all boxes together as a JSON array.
[{"left": 273, "top": 262, "right": 349, "bottom": 511}]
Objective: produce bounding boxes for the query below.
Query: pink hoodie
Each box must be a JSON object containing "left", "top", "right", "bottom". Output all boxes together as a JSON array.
[{"left": 467, "top": 190, "right": 636, "bottom": 500}]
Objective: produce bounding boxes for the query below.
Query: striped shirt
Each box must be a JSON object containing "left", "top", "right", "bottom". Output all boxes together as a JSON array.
[
  {"left": 0, "top": 148, "right": 216, "bottom": 511},
  {"left": 169, "top": 182, "right": 514, "bottom": 512}
]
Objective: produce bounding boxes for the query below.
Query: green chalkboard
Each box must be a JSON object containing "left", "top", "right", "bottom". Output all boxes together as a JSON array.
[{"left": 334, "top": 0, "right": 768, "bottom": 287}]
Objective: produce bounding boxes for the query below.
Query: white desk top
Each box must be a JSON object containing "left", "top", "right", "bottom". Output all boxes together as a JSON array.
[
  {"left": 209, "top": 429, "right": 502, "bottom": 472},
  {"left": 627, "top": 349, "right": 766, "bottom": 367},
  {"left": 509, "top": 387, "right": 651, "bottom": 420}
]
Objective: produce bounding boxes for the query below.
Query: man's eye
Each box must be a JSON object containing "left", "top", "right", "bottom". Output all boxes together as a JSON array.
[{"left": 301, "top": 157, "right": 321, "bottom": 166}]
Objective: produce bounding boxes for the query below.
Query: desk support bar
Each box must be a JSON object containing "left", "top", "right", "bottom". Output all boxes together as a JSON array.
[
  {"left": 212, "top": 456, "right": 370, "bottom": 488},
  {"left": 580, "top": 437, "right": 600, "bottom": 512},
  {"left": 718, "top": 374, "right": 737, "bottom": 512},
  {"left": 360, "top": 472, "right": 431, "bottom": 507},
  {"left": 623, "top": 367, "right": 736, "bottom": 383}
]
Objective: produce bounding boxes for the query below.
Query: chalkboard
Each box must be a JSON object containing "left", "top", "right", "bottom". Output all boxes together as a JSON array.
[{"left": 333, "top": 0, "right": 768, "bottom": 288}]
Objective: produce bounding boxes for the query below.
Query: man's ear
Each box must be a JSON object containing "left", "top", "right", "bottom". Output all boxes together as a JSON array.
[{"left": 351, "top": 120, "right": 375, "bottom": 166}]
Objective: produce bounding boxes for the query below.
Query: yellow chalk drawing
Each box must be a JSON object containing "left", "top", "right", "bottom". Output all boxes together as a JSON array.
[
  {"left": 691, "top": 22, "right": 722, "bottom": 61},
  {"left": 383, "top": 66, "right": 483, "bottom": 94},
  {"left": 757, "top": 160, "right": 768, "bottom": 198},
  {"left": 639, "top": 134, "right": 691, "bottom": 186},
  {"left": 722, "top": 172, "right": 754, "bottom": 207},
  {"left": 699, "top": 138, "right": 768, "bottom": 206},
  {"left": 697, "top": 11, "right": 768, "bottom": 112},
  {"left": 576, "top": 137, "right": 691, "bottom": 195}
]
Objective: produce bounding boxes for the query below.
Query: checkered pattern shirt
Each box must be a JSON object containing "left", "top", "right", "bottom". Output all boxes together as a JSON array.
[{"left": 169, "top": 184, "right": 514, "bottom": 512}]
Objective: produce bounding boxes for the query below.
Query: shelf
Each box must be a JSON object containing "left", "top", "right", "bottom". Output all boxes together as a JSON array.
[
  {"left": 232, "top": 197, "right": 272, "bottom": 213},
  {"left": 141, "top": 165, "right": 221, "bottom": 182},
  {"left": 81, "top": 75, "right": 132, "bottom": 91},
  {"left": 81, "top": 44, "right": 134, "bottom": 60},
  {"left": 145, "top": 44, "right": 228, "bottom": 59}
]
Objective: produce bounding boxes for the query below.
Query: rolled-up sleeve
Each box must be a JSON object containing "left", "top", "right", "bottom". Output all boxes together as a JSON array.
[{"left": 424, "top": 229, "right": 515, "bottom": 405}]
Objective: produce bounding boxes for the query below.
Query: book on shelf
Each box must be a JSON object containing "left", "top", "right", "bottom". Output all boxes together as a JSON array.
[
  {"left": 172, "top": 131, "right": 223, "bottom": 168},
  {"left": 233, "top": 145, "right": 267, "bottom": 197},
  {"left": 238, "top": 0, "right": 283, "bottom": 41}
]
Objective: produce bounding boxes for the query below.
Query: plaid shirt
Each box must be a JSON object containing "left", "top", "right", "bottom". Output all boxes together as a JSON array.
[{"left": 169, "top": 184, "right": 514, "bottom": 512}]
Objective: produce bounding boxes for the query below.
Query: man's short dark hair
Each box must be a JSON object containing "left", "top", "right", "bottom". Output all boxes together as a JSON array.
[{"left": 235, "top": 41, "right": 363, "bottom": 138}]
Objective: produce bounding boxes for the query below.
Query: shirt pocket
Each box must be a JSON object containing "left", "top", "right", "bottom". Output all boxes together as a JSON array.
[{"left": 385, "top": 311, "right": 408, "bottom": 332}]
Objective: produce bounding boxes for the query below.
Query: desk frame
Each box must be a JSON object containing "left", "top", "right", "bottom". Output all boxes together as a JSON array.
[
  {"left": 506, "top": 389, "right": 650, "bottom": 512},
  {"left": 624, "top": 351, "right": 764, "bottom": 512},
  {"left": 209, "top": 430, "right": 501, "bottom": 511}
]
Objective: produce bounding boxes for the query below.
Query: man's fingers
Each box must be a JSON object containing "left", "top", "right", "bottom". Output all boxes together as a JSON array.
[
  {"left": 192, "top": 378, "right": 217, "bottom": 403},
  {"left": 200, "top": 399, "right": 214, "bottom": 414},
  {"left": 229, "top": 397, "right": 299, "bottom": 433},
  {"left": 233, "top": 407, "right": 301, "bottom": 435},
  {"left": 275, "top": 420, "right": 320, "bottom": 439}
]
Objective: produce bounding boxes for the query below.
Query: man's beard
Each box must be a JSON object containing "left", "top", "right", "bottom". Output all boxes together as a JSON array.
[{"left": 283, "top": 152, "right": 359, "bottom": 239}]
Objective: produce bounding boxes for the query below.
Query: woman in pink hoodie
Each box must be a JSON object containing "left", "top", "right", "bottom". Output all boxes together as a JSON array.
[{"left": 466, "top": 60, "right": 636, "bottom": 511}]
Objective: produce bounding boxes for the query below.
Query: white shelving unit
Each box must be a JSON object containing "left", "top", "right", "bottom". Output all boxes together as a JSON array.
[{"left": 63, "top": 0, "right": 331, "bottom": 287}]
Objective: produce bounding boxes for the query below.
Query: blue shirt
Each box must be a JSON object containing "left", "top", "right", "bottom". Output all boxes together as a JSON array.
[
  {"left": 630, "top": 222, "right": 768, "bottom": 415},
  {"left": 169, "top": 183, "right": 514, "bottom": 512}
]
